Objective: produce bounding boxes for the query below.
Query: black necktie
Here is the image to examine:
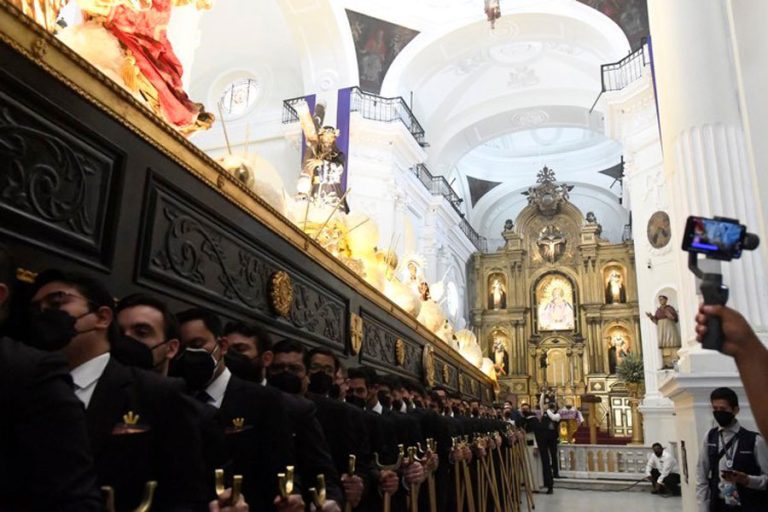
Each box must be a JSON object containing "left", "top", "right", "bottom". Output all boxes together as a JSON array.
[{"left": 195, "top": 390, "right": 212, "bottom": 404}]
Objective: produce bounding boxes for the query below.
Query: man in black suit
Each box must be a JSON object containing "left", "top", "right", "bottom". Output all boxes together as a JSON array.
[
  {"left": 27, "top": 270, "right": 209, "bottom": 511},
  {"left": 115, "top": 294, "right": 228, "bottom": 500},
  {"left": 306, "top": 347, "right": 368, "bottom": 510},
  {"left": 268, "top": 339, "right": 343, "bottom": 512},
  {"left": 176, "top": 309, "right": 304, "bottom": 512},
  {"left": 0, "top": 245, "right": 101, "bottom": 511}
]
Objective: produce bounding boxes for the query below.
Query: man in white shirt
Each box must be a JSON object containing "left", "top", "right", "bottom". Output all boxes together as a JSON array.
[{"left": 645, "top": 442, "right": 681, "bottom": 496}]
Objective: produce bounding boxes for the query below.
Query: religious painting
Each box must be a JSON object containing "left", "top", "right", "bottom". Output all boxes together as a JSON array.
[
  {"left": 487, "top": 272, "right": 507, "bottom": 310},
  {"left": 577, "top": 0, "right": 649, "bottom": 50},
  {"left": 489, "top": 329, "right": 510, "bottom": 376},
  {"left": 607, "top": 326, "right": 632, "bottom": 374},
  {"left": 346, "top": 10, "right": 419, "bottom": 93},
  {"left": 647, "top": 211, "right": 671, "bottom": 249},
  {"left": 535, "top": 274, "right": 576, "bottom": 331},
  {"left": 604, "top": 265, "right": 627, "bottom": 304}
]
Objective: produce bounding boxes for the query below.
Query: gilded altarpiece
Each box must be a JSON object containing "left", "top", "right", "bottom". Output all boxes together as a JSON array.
[{"left": 471, "top": 169, "right": 641, "bottom": 436}]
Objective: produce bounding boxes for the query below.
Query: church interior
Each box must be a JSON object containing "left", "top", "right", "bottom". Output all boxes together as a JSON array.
[{"left": 1, "top": 0, "right": 767, "bottom": 511}]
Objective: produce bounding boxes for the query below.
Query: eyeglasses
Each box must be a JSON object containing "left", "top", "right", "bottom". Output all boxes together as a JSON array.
[
  {"left": 30, "top": 291, "right": 93, "bottom": 312},
  {"left": 271, "top": 363, "right": 306, "bottom": 375},
  {"left": 308, "top": 362, "right": 335, "bottom": 375}
]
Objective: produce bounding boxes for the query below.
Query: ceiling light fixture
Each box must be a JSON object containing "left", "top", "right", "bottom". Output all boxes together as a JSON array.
[{"left": 485, "top": 0, "right": 501, "bottom": 29}]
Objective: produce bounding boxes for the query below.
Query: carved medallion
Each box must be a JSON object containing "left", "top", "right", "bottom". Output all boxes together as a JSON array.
[
  {"left": 269, "top": 271, "right": 293, "bottom": 317},
  {"left": 422, "top": 344, "right": 436, "bottom": 387},
  {"left": 395, "top": 339, "right": 406, "bottom": 366},
  {"left": 350, "top": 313, "right": 363, "bottom": 355},
  {"left": 647, "top": 211, "right": 671, "bottom": 249},
  {"left": 442, "top": 363, "right": 450, "bottom": 384}
]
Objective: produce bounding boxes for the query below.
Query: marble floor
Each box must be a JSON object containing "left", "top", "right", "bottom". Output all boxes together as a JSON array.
[{"left": 531, "top": 489, "right": 683, "bottom": 511}]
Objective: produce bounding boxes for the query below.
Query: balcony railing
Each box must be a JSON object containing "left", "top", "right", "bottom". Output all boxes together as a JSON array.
[
  {"left": 282, "top": 88, "right": 427, "bottom": 146},
  {"left": 558, "top": 444, "right": 651, "bottom": 480},
  {"left": 590, "top": 37, "right": 650, "bottom": 112},
  {"left": 411, "top": 164, "right": 488, "bottom": 252}
]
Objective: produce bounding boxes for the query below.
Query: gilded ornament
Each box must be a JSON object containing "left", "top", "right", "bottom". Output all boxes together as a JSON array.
[
  {"left": 422, "top": 344, "right": 436, "bottom": 387},
  {"left": 31, "top": 37, "right": 47, "bottom": 59},
  {"left": 269, "top": 271, "right": 293, "bottom": 317},
  {"left": 441, "top": 363, "right": 450, "bottom": 384},
  {"left": 395, "top": 339, "right": 406, "bottom": 366},
  {"left": 349, "top": 313, "right": 363, "bottom": 355}
]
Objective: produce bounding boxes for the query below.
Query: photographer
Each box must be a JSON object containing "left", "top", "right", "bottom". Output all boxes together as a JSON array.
[{"left": 695, "top": 305, "right": 768, "bottom": 439}]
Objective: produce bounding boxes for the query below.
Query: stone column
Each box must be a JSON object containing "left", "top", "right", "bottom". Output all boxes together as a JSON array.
[{"left": 648, "top": 1, "right": 768, "bottom": 510}]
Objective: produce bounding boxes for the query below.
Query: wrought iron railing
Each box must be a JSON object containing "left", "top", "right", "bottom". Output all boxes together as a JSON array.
[
  {"left": 411, "top": 164, "right": 488, "bottom": 252},
  {"left": 590, "top": 37, "right": 650, "bottom": 112},
  {"left": 349, "top": 87, "right": 426, "bottom": 145},
  {"left": 282, "top": 88, "right": 427, "bottom": 146}
]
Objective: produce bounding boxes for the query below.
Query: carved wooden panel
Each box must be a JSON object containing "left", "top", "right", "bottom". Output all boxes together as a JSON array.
[
  {"left": 360, "top": 310, "right": 421, "bottom": 375},
  {"left": 140, "top": 174, "right": 345, "bottom": 348},
  {"left": 0, "top": 70, "right": 121, "bottom": 267}
]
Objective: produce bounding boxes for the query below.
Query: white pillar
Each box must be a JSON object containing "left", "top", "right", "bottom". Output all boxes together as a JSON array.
[{"left": 648, "top": 1, "right": 768, "bottom": 510}]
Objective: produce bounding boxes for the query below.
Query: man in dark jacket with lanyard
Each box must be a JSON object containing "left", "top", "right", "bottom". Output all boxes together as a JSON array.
[{"left": 696, "top": 387, "right": 768, "bottom": 512}]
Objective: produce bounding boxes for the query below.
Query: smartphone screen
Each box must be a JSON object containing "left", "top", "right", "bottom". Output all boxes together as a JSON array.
[{"left": 682, "top": 216, "right": 746, "bottom": 260}]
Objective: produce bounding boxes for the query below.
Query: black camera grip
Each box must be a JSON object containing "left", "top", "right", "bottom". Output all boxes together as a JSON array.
[{"left": 699, "top": 274, "right": 729, "bottom": 352}]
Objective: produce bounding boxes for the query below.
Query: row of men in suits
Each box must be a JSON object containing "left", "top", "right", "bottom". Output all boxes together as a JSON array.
[{"left": 0, "top": 245, "right": 526, "bottom": 511}]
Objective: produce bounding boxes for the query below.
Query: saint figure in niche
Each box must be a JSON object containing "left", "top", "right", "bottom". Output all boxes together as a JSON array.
[
  {"left": 488, "top": 276, "right": 507, "bottom": 310},
  {"left": 605, "top": 269, "right": 627, "bottom": 304},
  {"left": 646, "top": 295, "right": 682, "bottom": 369},
  {"left": 608, "top": 331, "right": 631, "bottom": 374},
  {"left": 491, "top": 334, "right": 509, "bottom": 376}
]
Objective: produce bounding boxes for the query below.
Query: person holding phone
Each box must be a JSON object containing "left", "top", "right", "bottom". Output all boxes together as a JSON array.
[{"left": 695, "top": 387, "right": 767, "bottom": 512}]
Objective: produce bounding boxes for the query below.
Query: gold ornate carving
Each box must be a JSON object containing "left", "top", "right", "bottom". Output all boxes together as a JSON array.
[
  {"left": 442, "top": 363, "right": 450, "bottom": 384},
  {"left": 16, "top": 267, "right": 37, "bottom": 283},
  {"left": 395, "top": 339, "right": 406, "bottom": 366},
  {"left": 269, "top": 271, "right": 293, "bottom": 317},
  {"left": 31, "top": 37, "right": 47, "bottom": 59},
  {"left": 349, "top": 313, "right": 363, "bottom": 355},
  {"left": 422, "top": 344, "right": 436, "bottom": 387}
]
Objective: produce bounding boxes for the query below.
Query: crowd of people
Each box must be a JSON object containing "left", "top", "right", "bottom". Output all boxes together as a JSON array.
[{"left": 0, "top": 244, "right": 564, "bottom": 512}]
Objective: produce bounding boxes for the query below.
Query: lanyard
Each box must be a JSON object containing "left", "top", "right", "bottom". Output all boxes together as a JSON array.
[{"left": 719, "top": 431, "right": 739, "bottom": 469}]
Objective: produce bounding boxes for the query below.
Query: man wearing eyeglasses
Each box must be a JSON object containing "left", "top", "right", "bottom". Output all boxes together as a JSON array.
[
  {"left": 27, "top": 269, "right": 209, "bottom": 511},
  {"left": 0, "top": 247, "right": 102, "bottom": 511}
]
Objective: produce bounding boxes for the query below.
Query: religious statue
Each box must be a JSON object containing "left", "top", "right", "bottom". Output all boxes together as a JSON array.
[
  {"left": 585, "top": 211, "right": 603, "bottom": 238},
  {"left": 491, "top": 335, "right": 509, "bottom": 376},
  {"left": 537, "top": 225, "right": 566, "bottom": 263},
  {"left": 608, "top": 332, "right": 630, "bottom": 374},
  {"left": 503, "top": 218, "right": 515, "bottom": 233},
  {"left": 297, "top": 101, "right": 348, "bottom": 211},
  {"left": 522, "top": 167, "right": 574, "bottom": 217},
  {"left": 57, "top": 0, "right": 215, "bottom": 134},
  {"left": 539, "top": 287, "right": 575, "bottom": 331},
  {"left": 605, "top": 269, "right": 627, "bottom": 304},
  {"left": 418, "top": 281, "right": 430, "bottom": 302},
  {"left": 646, "top": 295, "right": 682, "bottom": 369},
  {"left": 488, "top": 276, "right": 507, "bottom": 310}
]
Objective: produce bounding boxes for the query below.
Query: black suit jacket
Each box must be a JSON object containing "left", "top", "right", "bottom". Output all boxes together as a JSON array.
[
  {"left": 0, "top": 338, "right": 101, "bottom": 511},
  {"left": 218, "top": 375, "right": 295, "bottom": 511},
  {"left": 86, "top": 358, "right": 209, "bottom": 511},
  {"left": 280, "top": 392, "right": 343, "bottom": 505}
]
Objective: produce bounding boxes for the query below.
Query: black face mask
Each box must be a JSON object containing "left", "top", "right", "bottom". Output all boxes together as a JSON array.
[
  {"left": 377, "top": 391, "right": 392, "bottom": 409},
  {"left": 328, "top": 383, "right": 342, "bottom": 399},
  {"left": 503, "top": 411, "right": 512, "bottom": 419},
  {"left": 522, "top": 410, "right": 532, "bottom": 417},
  {"left": 26, "top": 309, "right": 93, "bottom": 351},
  {"left": 413, "top": 399, "right": 424, "bottom": 409},
  {"left": 171, "top": 345, "right": 219, "bottom": 391},
  {"left": 392, "top": 399, "right": 404, "bottom": 412},
  {"left": 714, "top": 410, "right": 735, "bottom": 428},
  {"left": 451, "top": 406, "right": 461, "bottom": 416},
  {"left": 225, "top": 350, "right": 262, "bottom": 382},
  {"left": 654, "top": 450, "right": 663, "bottom": 458},
  {"left": 346, "top": 394, "right": 366, "bottom": 409},
  {"left": 111, "top": 335, "right": 157, "bottom": 370},
  {"left": 307, "top": 371, "right": 334, "bottom": 395},
  {"left": 269, "top": 371, "right": 303, "bottom": 395}
]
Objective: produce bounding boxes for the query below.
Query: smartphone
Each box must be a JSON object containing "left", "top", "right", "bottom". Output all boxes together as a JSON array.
[{"left": 682, "top": 216, "right": 746, "bottom": 261}]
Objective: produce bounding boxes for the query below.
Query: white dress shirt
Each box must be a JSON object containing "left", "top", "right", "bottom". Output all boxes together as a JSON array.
[
  {"left": 70, "top": 352, "right": 110, "bottom": 408},
  {"left": 645, "top": 450, "right": 680, "bottom": 483},
  {"left": 695, "top": 420, "right": 768, "bottom": 512},
  {"left": 370, "top": 400, "right": 383, "bottom": 415},
  {"left": 204, "top": 367, "right": 232, "bottom": 409}
]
